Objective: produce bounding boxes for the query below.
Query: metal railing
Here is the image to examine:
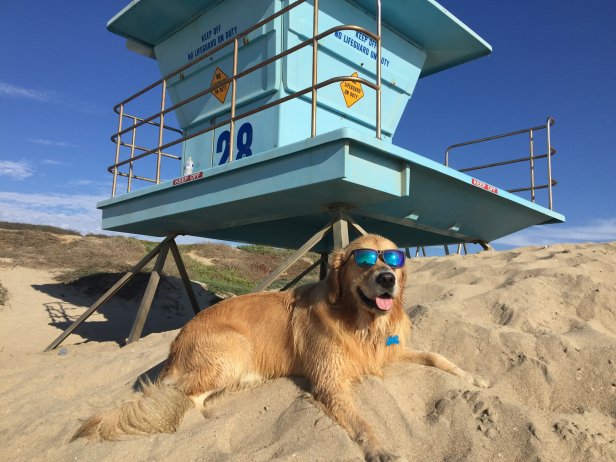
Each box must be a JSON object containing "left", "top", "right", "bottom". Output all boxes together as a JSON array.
[
  {"left": 108, "top": 0, "right": 383, "bottom": 197},
  {"left": 445, "top": 116, "right": 557, "bottom": 210},
  {"left": 408, "top": 243, "right": 470, "bottom": 258},
  {"left": 111, "top": 112, "right": 183, "bottom": 194}
]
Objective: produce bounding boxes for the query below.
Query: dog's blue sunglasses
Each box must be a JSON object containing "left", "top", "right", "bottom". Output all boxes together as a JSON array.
[{"left": 347, "top": 249, "right": 406, "bottom": 269}]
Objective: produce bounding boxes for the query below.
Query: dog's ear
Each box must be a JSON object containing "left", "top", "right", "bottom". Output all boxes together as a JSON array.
[{"left": 326, "top": 249, "right": 345, "bottom": 304}]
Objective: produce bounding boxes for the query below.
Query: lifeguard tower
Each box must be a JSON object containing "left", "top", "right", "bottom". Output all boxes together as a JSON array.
[{"left": 46, "top": 0, "right": 564, "bottom": 350}]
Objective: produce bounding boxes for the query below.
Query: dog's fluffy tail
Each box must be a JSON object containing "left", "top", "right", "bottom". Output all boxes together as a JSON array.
[{"left": 72, "top": 380, "right": 193, "bottom": 441}]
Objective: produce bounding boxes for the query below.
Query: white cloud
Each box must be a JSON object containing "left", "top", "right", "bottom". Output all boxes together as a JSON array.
[
  {"left": 0, "top": 81, "right": 58, "bottom": 103},
  {"left": 0, "top": 191, "right": 105, "bottom": 211},
  {"left": 0, "top": 81, "right": 102, "bottom": 114},
  {"left": 0, "top": 191, "right": 106, "bottom": 235},
  {"left": 29, "top": 139, "right": 79, "bottom": 148},
  {"left": 0, "top": 161, "right": 34, "bottom": 178},
  {"left": 495, "top": 218, "right": 616, "bottom": 247},
  {"left": 41, "top": 159, "right": 63, "bottom": 166},
  {"left": 0, "top": 191, "right": 219, "bottom": 243}
]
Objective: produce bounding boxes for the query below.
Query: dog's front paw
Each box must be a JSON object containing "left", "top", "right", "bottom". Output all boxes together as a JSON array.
[
  {"left": 453, "top": 367, "right": 490, "bottom": 388},
  {"left": 364, "top": 447, "right": 403, "bottom": 462}
]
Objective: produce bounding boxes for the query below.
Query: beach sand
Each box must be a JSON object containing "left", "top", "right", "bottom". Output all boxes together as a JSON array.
[{"left": 1, "top": 241, "right": 615, "bottom": 461}]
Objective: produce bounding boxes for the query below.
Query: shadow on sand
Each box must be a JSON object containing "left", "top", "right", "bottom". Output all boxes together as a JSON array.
[{"left": 33, "top": 272, "right": 221, "bottom": 346}]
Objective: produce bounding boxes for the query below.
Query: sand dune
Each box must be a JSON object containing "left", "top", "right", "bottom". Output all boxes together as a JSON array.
[{"left": 0, "top": 241, "right": 615, "bottom": 461}]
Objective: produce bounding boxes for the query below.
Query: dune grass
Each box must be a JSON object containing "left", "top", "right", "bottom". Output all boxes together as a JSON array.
[{"left": 0, "top": 222, "right": 320, "bottom": 297}]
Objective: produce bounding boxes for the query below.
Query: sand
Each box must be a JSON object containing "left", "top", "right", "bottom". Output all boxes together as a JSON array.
[{"left": 0, "top": 241, "right": 615, "bottom": 461}]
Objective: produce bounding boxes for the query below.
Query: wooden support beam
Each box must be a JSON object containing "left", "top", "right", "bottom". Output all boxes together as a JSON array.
[
  {"left": 253, "top": 205, "right": 371, "bottom": 293},
  {"left": 280, "top": 258, "right": 322, "bottom": 291},
  {"left": 169, "top": 240, "right": 201, "bottom": 315},
  {"left": 331, "top": 208, "right": 349, "bottom": 250},
  {"left": 44, "top": 235, "right": 175, "bottom": 352},
  {"left": 253, "top": 221, "right": 333, "bottom": 292},
  {"left": 456, "top": 243, "right": 469, "bottom": 255},
  {"left": 344, "top": 212, "right": 368, "bottom": 236},
  {"left": 478, "top": 241, "right": 494, "bottom": 251},
  {"left": 127, "top": 241, "right": 170, "bottom": 344}
]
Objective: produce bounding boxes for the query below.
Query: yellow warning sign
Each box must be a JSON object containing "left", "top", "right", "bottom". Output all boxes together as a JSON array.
[
  {"left": 340, "top": 72, "right": 364, "bottom": 108},
  {"left": 210, "top": 67, "right": 230, "bottom": 104}
]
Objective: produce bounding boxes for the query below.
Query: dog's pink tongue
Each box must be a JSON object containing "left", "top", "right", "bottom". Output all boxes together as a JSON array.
[{"left": 375, "top": 296, "right": 393, "bottom": 310}]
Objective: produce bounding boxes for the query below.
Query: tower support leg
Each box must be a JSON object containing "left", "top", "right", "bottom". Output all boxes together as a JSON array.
[
  {"left": 253, "top": 205, "right": 368, "bottom": 292},
  {"left": 169, "top": 240, "right": 200, "bottom": 315},
  {"left": 478, "top": 241, "right": 493, "bottom": 251},
  {"left": 44, "top": 234, "right": 201, "bottom": 351},
  {"left": 127, "top": 241, "right": 170, "bottom": 344},
  {"left": 331, "top": 208, "right": 349, "bottom": 249},
  {"left": 253, "top": 221, "right": 333, "bottom": 292}
]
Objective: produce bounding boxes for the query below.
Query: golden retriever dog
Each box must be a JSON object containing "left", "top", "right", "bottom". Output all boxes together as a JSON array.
[{"left": 73, "top": 234, "right": 487, "bottom": 461}]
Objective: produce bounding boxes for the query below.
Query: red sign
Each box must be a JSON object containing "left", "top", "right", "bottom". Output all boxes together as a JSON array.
[
  {"left": 471, "top": 178, "right": 498, "bottom": 194},
  {"left": 172, "top": 171, "right": 203, "bottom": 186}
]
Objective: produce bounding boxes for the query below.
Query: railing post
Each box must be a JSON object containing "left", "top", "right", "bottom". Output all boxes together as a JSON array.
[
  {"left": 311, "top": 0, "right": 319, "bottom": 137},
  {"left": 156, "top": 80, "right": 167, "bottom": 184},
  {"left": 375, "top": 0, "right": 382, "bottom": 140},
  {"left": 546, "top": 117, "right": 554, "bottom": 210},
  {"left": 529, "top": 128, "right": 535, "bottom": 203},
  {"left": 443, "top": 117, "right": 557, "bottom": 210},
  {"left": 128, "top": 115, "right": 137, "bottom": 193},
  {"left": 229, "top": 37, "right": 239, "bottom": 162},
  {"left": 112, "top": 104, "right": 124, "bottom": 197}
]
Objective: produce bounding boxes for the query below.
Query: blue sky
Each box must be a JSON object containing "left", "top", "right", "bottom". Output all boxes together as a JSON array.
[{"left": 1, "top": 0, "right": 615, "bottom": 248}]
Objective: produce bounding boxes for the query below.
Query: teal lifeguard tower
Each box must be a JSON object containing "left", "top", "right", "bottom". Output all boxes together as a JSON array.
[{"left": 46, "top": 0, "right": 563, "bottom": 350}]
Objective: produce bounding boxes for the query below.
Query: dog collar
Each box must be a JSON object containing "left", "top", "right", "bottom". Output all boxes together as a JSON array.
[{"left": 386, "top": 335, "right": 399, "bottom": 346}]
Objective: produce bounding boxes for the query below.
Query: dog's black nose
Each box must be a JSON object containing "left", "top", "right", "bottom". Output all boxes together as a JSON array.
[{"left": 376, "top": 271, "right": 396, "bottom": 289}]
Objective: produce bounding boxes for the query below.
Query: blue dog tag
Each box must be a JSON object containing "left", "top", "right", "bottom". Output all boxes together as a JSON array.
[{"left": 386, "top": 335, "right": 399, "bottom": 346}]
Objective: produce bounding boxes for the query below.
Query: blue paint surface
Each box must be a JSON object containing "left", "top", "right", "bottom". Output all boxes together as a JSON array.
[
  {"left": 98, "top": 1, "right": 564, "bottom": 250},
  {"left": 98, "top": 128, "right": 564, "bottom": 250},
  {"left": 107, "top": 0, "right": 492, "bottom": 172}
]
